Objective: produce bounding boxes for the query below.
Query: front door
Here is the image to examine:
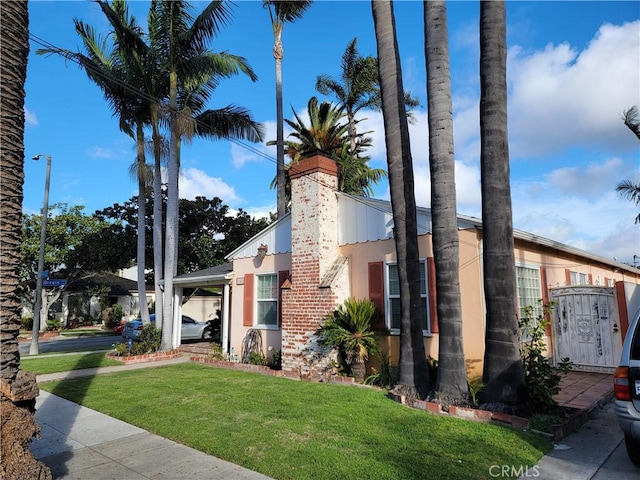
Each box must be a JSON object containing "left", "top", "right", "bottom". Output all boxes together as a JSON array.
[{"left": 551, "top": 286, "right": 621, "bottom": 371}]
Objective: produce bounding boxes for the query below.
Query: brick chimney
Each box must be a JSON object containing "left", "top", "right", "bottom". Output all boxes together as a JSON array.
[{"left": 280, "top": 151, "right": 346, "bottom": 379}]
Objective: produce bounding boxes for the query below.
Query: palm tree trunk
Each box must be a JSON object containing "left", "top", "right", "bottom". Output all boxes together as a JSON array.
[
  {"left": 372, "top": 0, "right": 429, "bottom": 398},
  {"left": 136, "top": 124, "right": 150, "bottom": 324},
  {"left": 275, "top": 37, "right": 286, "bottom": 218},
  {"left": 162, "top": 69, "right": 179, "bottom": 351},
  {"left": 151, "top": 108, "right": 164, "bottom": 330},
  {"left": 479, "top": 0, "right": 526, "bottom": 407},
  {"left": 425, "top": 0, "right": 469, "bottom": 403},
  {"left": 0, "top": 2, "right": 52, "bottom": 477}
]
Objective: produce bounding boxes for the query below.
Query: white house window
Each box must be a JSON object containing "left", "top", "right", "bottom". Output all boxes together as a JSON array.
[
  {"left": 256, "top": 274, "right": 278, "bottom": 327},
  {"left": 386, "top": 262, "right": 429, "bottom": 333},
  {"left": 516, "top": 265, "right": 542, "bottom": 339},
  {"left": 570, "top": 271, "right": 588, "bottom": 285}
]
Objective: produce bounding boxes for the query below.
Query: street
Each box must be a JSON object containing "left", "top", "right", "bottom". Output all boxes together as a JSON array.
[{"left": 19, "top": 333, "right": 121, "bottom": 356}]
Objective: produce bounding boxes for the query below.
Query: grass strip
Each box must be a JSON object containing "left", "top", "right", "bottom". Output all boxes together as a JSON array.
[
  {"left": 21, "top": 352, "right": 122, "bottom": 375},
  {"left": 40, "top": 363, "right": 551, "bottom": 479}
]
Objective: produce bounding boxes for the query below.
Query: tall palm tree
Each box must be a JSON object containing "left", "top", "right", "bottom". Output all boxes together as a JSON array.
[
  {"left": 479, "top": 0, "right": 526, "bottom": 407},
  {"left": 372, "top": 0, "right": 429, "bottom": 397},
  {"left": 0, "top": 2, "right": 52, "bottom": 478},
  {"left": 424, "top": 0, "right": 468, "bottom": 403},
  {"left": 151, "top": 0, "right": 263, "bottom": 350},
  {"left": 316, "top": 37, "right": 420, "bottom": 153},
  {"left": 316, "top": 38, "right": 379, "bottom": 153},
  {"left": 38, "top": 0, "right": 153, "bottom": 326},
  {"left": 264, "top": 0, "right": 313, "bottom": 219}
]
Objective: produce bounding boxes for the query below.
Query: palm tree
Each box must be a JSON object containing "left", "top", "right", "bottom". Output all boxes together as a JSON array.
[
  {"left": 316, "top": 37, "right": 419, "bottom": 153},
  {"left": 372, "top": 0, "right": 430, "bottom": 397},
  {"left": 271, "top": 96, "right": 386, "bottom": 202},
  {"left": 616, "top": 180, "right": 640, "bottom": 224},
  {"left": 424, "top": 0, "right": 468, "bottom": 403},
  {"left": 316, "top": 38, "right": 379, "bottom": 153},
  {"left": 0, "top": 2, "right": 52, "bottom": 478},
  {"left": 264, "top": 0, "right": 313, "bottom": 219},
  {"left": 38, "top": 0, "right": 154, "bottom": 326},
  {"left": 151, "top": 1, "right": 263, "bottom": 350},
  {"left": 316, "top": 297, "right": 380, "bottom": 382},
  {"left": 479, "top": 0, "right": 527, "bottom": 407},
  {"left": 623, "top": 105, "right": 640, "bottom": 140}
]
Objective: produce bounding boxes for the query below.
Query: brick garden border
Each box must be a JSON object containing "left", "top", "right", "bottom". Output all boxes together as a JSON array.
[{"left": 107, "top": 350, "right": 182, "bottom": 365}]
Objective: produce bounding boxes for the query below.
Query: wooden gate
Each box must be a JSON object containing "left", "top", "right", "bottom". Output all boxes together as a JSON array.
[{"left": 550, "top": 286, "right": 621, "bottom": 372}]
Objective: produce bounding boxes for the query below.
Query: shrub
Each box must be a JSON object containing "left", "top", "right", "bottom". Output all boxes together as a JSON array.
[
  {"left": 129, "top": 324, "right": 161, "bottom": 355},
  {"left": 267, "top": 346, "right": 281, "bottom": 369},
  {"left": 46, "top": 318, "right": 61, "bottom": 331},
  {"left": 519, "top": 300, "right": 573, "bottom": 413},
  {"left": 112, "top": 342, "right": 129, "bottom": 356},
  {"left": 316, "top": 297, "right": 379, "bottom": 382},
  {"left": 365, "top": 351, "right": 397, "bottom": 389},
  {"left": 247, "top": 352, "right": 267, "bottom": 366},
  {"left": 21, "top": 317, "right": 34, "bottom": 331},
  {"left": 210, "top": 343, "right": 225, "bottom": 360}
]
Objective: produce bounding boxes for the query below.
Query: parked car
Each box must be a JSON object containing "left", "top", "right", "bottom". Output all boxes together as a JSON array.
[
  {"left": 614, "top": 313, "right": 640, "bottom": 466},
  {"left": 113, "top": 321, "right": 125, "bottom": 335},
  {"left": 122, "top": 314, "right": 215, "bottom": 342}
]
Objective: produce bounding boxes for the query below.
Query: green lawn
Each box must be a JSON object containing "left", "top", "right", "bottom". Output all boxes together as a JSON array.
[
  {"left": 21, "top": 352, "right": 122, "bottom": 375},
  {"left": 39, "top": 363, "right": 551, "bottom": 479}
]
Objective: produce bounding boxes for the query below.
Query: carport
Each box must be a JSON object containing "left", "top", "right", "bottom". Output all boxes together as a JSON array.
[{"left": 171, "top": 262, "right": 233, "bottom": 352}]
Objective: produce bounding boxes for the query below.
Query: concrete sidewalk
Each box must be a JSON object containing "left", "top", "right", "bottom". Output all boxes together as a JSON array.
[
  {"left": 30, "top": 358, "right": 272, "bottom": 479},
  {"left": 521, "top": 400, "right": 639, "bottom": 480}
]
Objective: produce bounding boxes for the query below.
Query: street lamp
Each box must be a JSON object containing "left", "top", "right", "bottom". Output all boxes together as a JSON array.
[{"left": 30, "top": 154, "right": 52, "bottom": 355}]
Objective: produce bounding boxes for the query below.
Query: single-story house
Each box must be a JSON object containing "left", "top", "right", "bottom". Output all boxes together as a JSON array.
[{"left": 171, "top": 152, "right": 640, "bottom": 379}]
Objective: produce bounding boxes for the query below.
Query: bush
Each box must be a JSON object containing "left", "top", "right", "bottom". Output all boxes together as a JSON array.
[
  {"left": 316, "top": 297, "right": 379, "bottom": 382},
  {"left": 247, "top": 352, "right": 267, "bottom": 366},
  {"left": 21, "top": 317, "right": 34, "bottom": 331},
  {"left": 128, "top": 324, "right": 162, "bottom": 355},
  {"left": 365, "top": 351, "right": 397, "bottom": 389},
  {"left": 520, "top": 300, "right": 573, "bottom": 413},
  {"left": 46, "top": 318, "right": 61, "bottom": 331}
]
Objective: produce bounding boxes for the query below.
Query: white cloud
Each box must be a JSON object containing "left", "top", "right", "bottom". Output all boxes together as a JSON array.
[
  {"left": 24, "top": 108, "right": 38, "bottom": 126},
  {"left": 507, "top": 21, "right": 640, "bottom": 157},
  {"left": 544, "top": 157, "right": 626, "bottom": 196},
  {"left": 231, "top": 120, "right": 276, "bottom": 168},
  {"left": 179, "top": 167, "right": 241, "bottom": 204}
]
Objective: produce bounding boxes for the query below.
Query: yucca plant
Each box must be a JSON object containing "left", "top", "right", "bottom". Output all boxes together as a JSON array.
[{"left": 316, "top": 297, "right": 379, "bottom": 382}]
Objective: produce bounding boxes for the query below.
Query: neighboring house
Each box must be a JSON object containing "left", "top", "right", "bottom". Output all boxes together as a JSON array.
[
  {"left": 172, "top": 152, "right": 640, "bottom": 379},
  {"left": 36, "top": 271, "right": 220, "bottom": 329}
]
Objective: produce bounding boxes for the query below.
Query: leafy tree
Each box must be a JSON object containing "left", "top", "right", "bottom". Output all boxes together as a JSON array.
[
  {"left": 264, "top": 0, "right": 313, "bottom": 219},
  {"left": 479, "top": 0, "right": 527, "bottom": 407},
  {"left": 96, "top": 194, "right": 270, "bottom": 275},
  {"left": 20, "top": 203, "right": 133, "bottom": 323},
  {"left": 425, "top": 0, "right": 468, "bottom": 404},
  {"left": 372, "top": 0, "right": 430, "bottom": 398}
]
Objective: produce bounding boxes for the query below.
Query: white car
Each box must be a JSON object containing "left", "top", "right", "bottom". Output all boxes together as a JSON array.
[
  {"left": 122, "top": 314, "right": 216, "bottom": 342},
  {"left": 614, "top": 313, "right": 640, "bottom": 466}
]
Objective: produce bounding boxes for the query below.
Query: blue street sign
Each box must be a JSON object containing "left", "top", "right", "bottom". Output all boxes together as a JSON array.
[{"left": 43, "top": 279, "right": 67, "bottom": 287}]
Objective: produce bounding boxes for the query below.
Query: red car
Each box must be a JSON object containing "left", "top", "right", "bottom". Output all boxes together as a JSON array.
[{"left": 113, "top": 322, "right": 126, "bottom": 335}]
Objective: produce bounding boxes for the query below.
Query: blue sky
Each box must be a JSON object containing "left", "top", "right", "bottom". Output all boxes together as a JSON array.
[{"left": 24, "top": 1, "right": 639, "bottom": 264}]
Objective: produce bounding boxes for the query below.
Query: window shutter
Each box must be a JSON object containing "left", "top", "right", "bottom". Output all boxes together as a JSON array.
[
  {"left": 588, "top": 273, "right": 593, "bottom": 285},
  {"left": 243, "top": 273, "right": 254, "bottom": 327},
  {"left": 604, "top": 277, "right": 610, "bottom": 287},
  {"left": 564, "top": 269, "right": 571, "bottom": 285},
  {"left": 368, "top": 262, "right": 385, "bottom": 330},
  {"left": 278, "top": 270, "right": 289, "bottom": 328},
  {"left": 427, "top": 257, "right": 438, "bottom": 334}
]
